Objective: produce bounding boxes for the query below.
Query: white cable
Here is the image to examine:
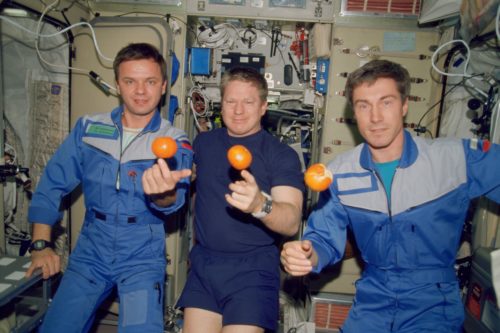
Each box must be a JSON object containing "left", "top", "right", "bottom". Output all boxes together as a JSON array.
[
  {"left": 1, "top": 13, "right": 114, "bottom": 62},
  {"left": 197, "top": 23, "right": 238, "bottom": 49},
  {"left": 188, "top": 85, "right": 211, "bottom": 131},
  {"left": 490, "top": 98, "right": 500, "bottom": 144},
  {"left": 188, "top": 86, "right": 210, "bottom": 117},
  {"left": 1, "top": 13, "right": 117, "bottom": 94},
  {"left": 432, "top": 39, "right": 489, "bottom": 99},
  {"left": 35, "top": 1, "right": 113, "bottom": 72},
  {"left": 431, "top": 39, "right": 471, "bottom": 77},
  {"left": 1, "top": 1, "right": 113, "bottom": 71},
  {"left": 496, "top": 3, "right": 500, "bottom": 41}
]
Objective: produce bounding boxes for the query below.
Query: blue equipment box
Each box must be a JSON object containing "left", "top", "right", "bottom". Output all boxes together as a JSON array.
[
  {"left": 316, "top": 58, "right": 330, "bottom": 94},
  {"left": 189, "top": 48, "right": 211, "bottom": 75}
]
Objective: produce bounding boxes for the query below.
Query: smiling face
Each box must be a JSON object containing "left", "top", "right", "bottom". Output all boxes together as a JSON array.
[
  {"left": 221, "top": 80, "right": 267, "bottom": 137},
  {"left": 116, "top": 58, "right": 166, "bottom": 128},
  {"left": 353, "top": 77, "right": 408, "bottom": 162}
]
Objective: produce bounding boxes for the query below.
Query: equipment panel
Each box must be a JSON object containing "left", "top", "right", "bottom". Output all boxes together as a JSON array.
[{"left": 187, "top": 0, "right": 335, "bottom": 22}]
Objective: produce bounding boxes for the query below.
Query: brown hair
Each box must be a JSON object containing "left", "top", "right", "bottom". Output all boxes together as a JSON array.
[
  {"left": 113, "top": 43, "right": 167, "bottom": 82},
  {"left": 345, "top": 60, "right": 411, "bottom": 108}
]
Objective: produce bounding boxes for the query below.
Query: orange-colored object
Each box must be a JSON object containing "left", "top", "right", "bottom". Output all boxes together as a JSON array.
[
  {"left": 304, "top": 163, "right": 333, "bottom": 192},
  {"left": 227, "top": 145, "right": 252, "bottom": 170},
  {"left": 152, "top": 137, "right": 178, "bottom": 159}
]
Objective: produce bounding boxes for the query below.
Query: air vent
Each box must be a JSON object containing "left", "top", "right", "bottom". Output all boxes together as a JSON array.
[
  {"left": 95, "top": 0, "right": 181, "bottom": 5},
  {"left": 341, "top": 0, "right": 421, "bottom": 17}
]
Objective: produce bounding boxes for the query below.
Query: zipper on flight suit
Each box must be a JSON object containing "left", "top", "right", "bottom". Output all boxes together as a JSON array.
[
  {"left": 114, "top": 123, "right": 147, "bottom": 191},
  {"left": 372, "top": 169, "right": 393, "bottom": 220},
  {"left": 373, "top": 167, "right": 399, "bottom": 331}
]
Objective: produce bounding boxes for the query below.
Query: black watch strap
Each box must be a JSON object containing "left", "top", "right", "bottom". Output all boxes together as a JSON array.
[{"left": 28, "top": 239, "right": 54, "bottom": 253}]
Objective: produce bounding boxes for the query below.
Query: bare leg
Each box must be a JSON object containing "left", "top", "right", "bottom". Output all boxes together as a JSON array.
[
  {"left": 183, "top": 307, "right": 223, "bottom": 333},
  {"left": 222, "top": 325, "right": 265, "bottom": 333}
]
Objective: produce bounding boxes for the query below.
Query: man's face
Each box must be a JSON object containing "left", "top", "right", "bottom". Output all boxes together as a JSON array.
[
  {"left": 352, "top": 77, "right": 408, "bottom": 161},
  {"left": 221, "top": 80, "right": 267, "bottom": 137},
  {"left": 116, "top": 58, "right": 166, "bottom": 120}
]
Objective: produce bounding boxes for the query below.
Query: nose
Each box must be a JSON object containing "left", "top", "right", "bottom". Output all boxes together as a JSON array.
[
  {"left": 234, "top": 101, "right": 244, "bottom": 114},
  {"left": 135, "top": 82, "right": 145, "bottom": 94},
  {"left": 370, "top": 106, "right": 382, "bottom": 123}
]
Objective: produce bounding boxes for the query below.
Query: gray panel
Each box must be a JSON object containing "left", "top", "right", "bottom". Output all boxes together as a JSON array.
[{"left": 187, "top": 0, "right": 335, "bottom": 22}]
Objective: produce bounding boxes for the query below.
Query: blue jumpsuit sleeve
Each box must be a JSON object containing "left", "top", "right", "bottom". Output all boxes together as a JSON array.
[
  {"left": 28, "top": 118, "right": 85, "bottom": 225},
  {"left": 149, "top": 141, "right": 193, "bottom": 214},
  {"left": 302, "top": 188, "right": 349, "bottom": 273},
  {"left": 464, "top": 140, "right": 500, "bottom": 203}
]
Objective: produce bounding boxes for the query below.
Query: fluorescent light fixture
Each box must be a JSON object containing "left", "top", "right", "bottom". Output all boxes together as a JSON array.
[{"left": 1, "top": 8, "right": 30, "bottom": 17}]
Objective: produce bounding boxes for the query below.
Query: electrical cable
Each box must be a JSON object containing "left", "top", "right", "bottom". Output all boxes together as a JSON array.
[
  {"left": 197, "top": 23, "right": 241, "bottom": 49},
  {"left": 416, "top": 75, "right": 484, "bottom": 136},
  {"left": 496, "top": 3, "right": 500, "bottom": 41},
  {"left": 188, "top": 85, "right": 212, "bottom": 131},
  {"left": 241, "top": 27, "right": 257, "bottom": 49},
  {"left": 431, "top": 39, "right": 488, "bottom": 99},
  {"left": 1, "top": 1, "right": 116, "bottom": 93},
  {"left": 256, "top": 27, "right": 287, "bottom": 65},
  {"left": 491, "top": 97, "right": 500, "bottom": 143},
  {"left": 433, "top": 30, "right": 498, "bottom": 137},
  {"left": 434, "top": 43, "right": 463, "bottom": 137}
]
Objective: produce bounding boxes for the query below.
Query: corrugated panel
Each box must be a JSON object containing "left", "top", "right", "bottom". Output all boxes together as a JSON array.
[
  {"left": 343, "top": 0, "right": 420, "bottom": 15},
  {"left": 314, "top": 302, "right": 351, "bottom": 329},
  {"left": 329, "top": 304, "right": 351, "bottom": 329}
]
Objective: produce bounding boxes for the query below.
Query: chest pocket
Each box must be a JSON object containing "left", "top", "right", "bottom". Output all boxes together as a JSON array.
[{"left": 123, "top": 162, "right": 154, "bottom": 212}]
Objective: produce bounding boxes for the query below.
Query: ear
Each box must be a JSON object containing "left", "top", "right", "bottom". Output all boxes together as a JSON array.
[
  {"left": 260, "top": 100, "right": 268, "bottom": 116},
  {"left": 161, "top": 80, "right": 167, "bottom": 94},
  {"left": 402, "top": 98, "right": 409, "bottom": 117},
  {"left": 115, "top": 82, "right": 120, "bottom": 94}
]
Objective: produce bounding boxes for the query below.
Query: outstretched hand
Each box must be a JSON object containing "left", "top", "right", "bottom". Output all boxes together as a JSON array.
[
  {"left": 225, "top": 169, "right": 262, "bottom": 214},
  {"left": 142, "top": 158, "right": 191, "bottom": 195}
]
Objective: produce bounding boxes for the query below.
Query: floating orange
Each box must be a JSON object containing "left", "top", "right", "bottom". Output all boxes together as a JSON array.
[
  {"left": 304, "top": 163, "right": 333, "bottom": 192},
  {"left": 152, "top": 137, "right": 177, "bottom": 159},
  {"left": 227, "top": 145, "right": 252, "bottom": 170}
]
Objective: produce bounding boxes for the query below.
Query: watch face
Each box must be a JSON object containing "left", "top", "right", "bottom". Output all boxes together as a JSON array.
[
  {"left": 263, "top": 197, "right": 273, "bottom": 214},
  {"left": 31, "top": 240, "right": 48, "bottom": 251},
  {"left": 34, "top": 240, "right": 46, "bottom": 250}
]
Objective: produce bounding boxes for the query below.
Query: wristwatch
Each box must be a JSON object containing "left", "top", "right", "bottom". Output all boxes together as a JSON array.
[
  {"left": 252, "top": 191, "right": 273, "bottom": 219},
  {"left": 28, "top": 240, "right": 54, "bottom": 253}
]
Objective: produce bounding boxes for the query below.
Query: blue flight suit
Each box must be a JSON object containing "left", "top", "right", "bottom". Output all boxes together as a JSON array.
[
  {"left": 28, "top": 106, "right": 193, "bottom": 333},
  {"left": 304, "top": 131, "right": 500, "bottom": 332}
]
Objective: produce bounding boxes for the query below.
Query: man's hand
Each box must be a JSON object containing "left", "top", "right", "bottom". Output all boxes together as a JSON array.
[
  {"left": 143, "top": 158, "right": 191, "bottom": 207},
  {"left": 143, "top": 158, "right": 192, "bottom": 195},
  {"left": 26, "top": 248, "right": 61, "bottom": 279},
  {"left": 281, "top": 240, "right": 317, "bottom": 276},
  {"left": 225, "top": 169, "right": 262, "bottom": 214}
]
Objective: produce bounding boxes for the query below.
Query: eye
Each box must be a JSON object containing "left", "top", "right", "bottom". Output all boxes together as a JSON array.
[
  {"left": 124, "top": 79, "right": 133, "bottom": 85},
  {"left": 355, "top": 102, "right": 369, "bottom": 111},
  {"left": 224, "top": 99, "right": 235, "bottom": 105},
  {"left": 147, "top": 79, "right": 157, "bottom": 86},
  {"left": 383, "top": 99, "right": 393, "bottom": 107}
]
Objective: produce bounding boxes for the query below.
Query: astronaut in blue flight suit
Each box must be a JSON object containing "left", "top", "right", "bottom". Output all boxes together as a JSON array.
[
  {"left": 281, "top": 59, "right": 500, "bottom": 332},
  {"left": 25, "top": 43, "right": 192, "bottom": 333}
]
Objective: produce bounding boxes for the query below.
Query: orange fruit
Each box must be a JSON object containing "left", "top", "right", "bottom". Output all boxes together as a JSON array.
[
  {"left": 304, "top": 163, "right": 333, "bottom": 192},
  {"left": 227, "top": 145, "right": 252, "bottom": 170},
  {"left": 152, "top": 137, "right": 177, "bottom": 159}
]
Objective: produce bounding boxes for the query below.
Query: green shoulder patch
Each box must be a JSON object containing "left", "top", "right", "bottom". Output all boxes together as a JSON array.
[{"left": 87, "top": 123, "right": 117, "bottom": 137}]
